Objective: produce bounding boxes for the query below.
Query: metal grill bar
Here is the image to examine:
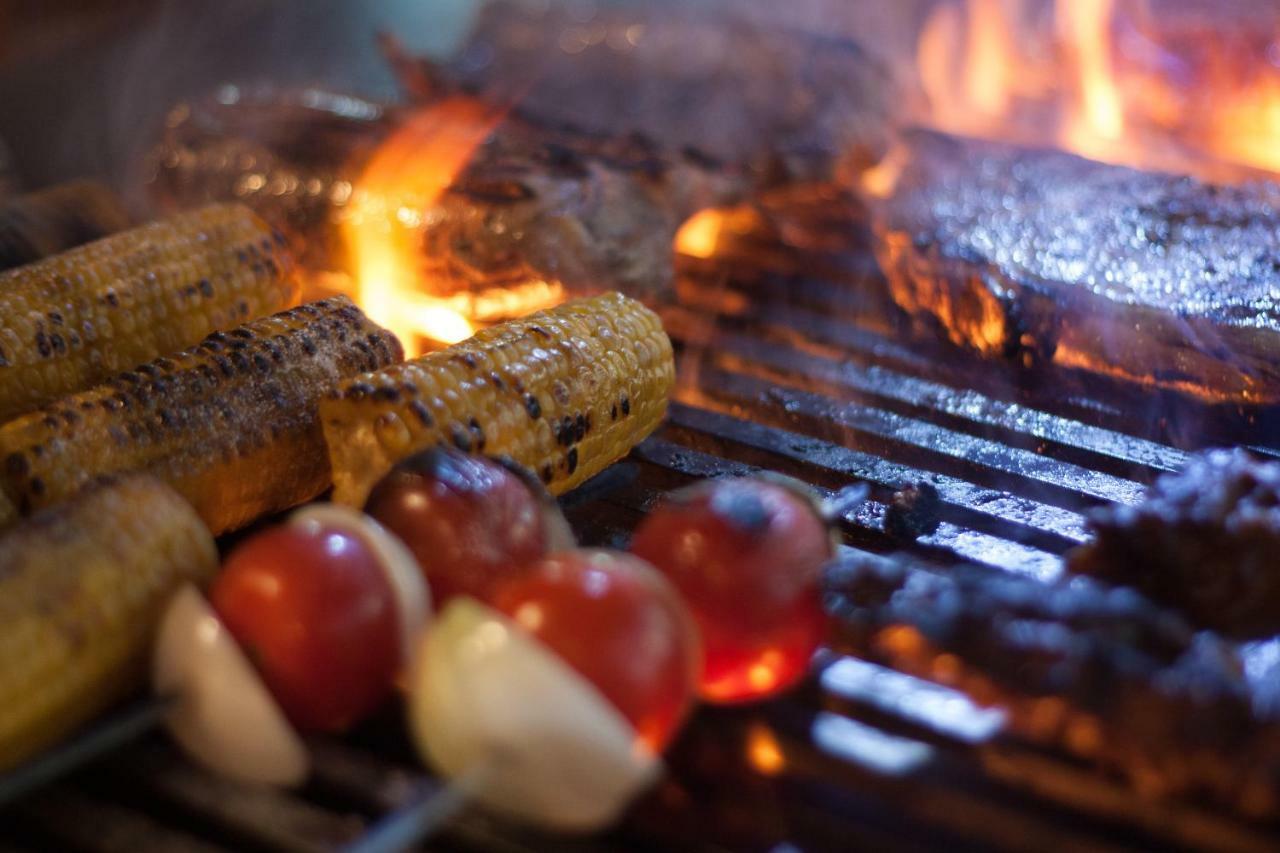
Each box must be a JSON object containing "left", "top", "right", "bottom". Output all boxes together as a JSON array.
[{"left": 3, "top": 204, "right": 1279, "bottom": 853}]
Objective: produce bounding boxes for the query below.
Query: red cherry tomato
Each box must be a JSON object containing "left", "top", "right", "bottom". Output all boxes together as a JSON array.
[
  {"left": 488, "top": 550, "right": 701, "bottom": 753},
  {"left": 212, "top": 520, "right": 401, "bottom": 733},
  {"left": 630, "top": 478, "right": 833, "bottom": 703},
  {"left": 365, "top": 449, "right": 564, "bottom": 607}
]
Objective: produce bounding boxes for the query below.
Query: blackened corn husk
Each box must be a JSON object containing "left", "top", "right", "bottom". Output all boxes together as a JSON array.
[
  {"left": 0, "top": 180, "right": 131, "bottom": 271},
  {"left": 0, "top": 296, "right": 402, "bottom": 534}
]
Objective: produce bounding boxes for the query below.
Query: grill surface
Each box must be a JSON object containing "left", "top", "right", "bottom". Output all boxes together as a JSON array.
[{"left": 3, "top": 190, "right": 1279, "bottom": 852}]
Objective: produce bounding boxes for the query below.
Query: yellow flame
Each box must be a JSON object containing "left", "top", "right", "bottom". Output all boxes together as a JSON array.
[
  {"left": 675, "top": 208, "right": 727, "bottom": 259},
  {"left": 341, "top": 98, "right": 571, "bottom": 354},
  {"left": 1058, "top": 0, "right": 1124, "bottom": 159},
  {"left": 964, "top": 0, "right": 1014, "bottom": 120}
]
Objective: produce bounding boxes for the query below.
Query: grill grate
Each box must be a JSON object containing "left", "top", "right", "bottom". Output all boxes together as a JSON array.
[{"left": 3, "top": 194, "right": 1279, "bottom": 852}]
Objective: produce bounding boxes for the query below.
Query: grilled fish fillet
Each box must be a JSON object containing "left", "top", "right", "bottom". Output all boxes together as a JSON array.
[{"left": 872, "top": 129, "right": 1280, "bottom": 404}]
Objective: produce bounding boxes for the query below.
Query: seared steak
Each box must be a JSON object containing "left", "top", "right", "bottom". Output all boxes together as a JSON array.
[
  {"left": 1069, "top": 448, "right": 1280, "bottom": 637},
  {"left": 872, "top": 129, "right": 1280, "bottom": 404}
]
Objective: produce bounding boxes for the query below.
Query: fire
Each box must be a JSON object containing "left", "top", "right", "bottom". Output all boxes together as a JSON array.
[
  {"left": 341, "top": 97, "right": 563, "bottom": 356},
  {"left": 915, "top": 0, "right": 1280, "bottom": 179}
]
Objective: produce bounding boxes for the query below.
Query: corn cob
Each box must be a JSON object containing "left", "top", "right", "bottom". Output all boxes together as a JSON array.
[
  {"left": 0, "top": 180, "right": 131, "bottom": 272},
  {"left": 0, "top": 475, "right": 217, "bottom": 772},
  {"left": 322, "top": 291, "right": 673, "bottom": 506},
  {"left": 0, "top": 296, "right": 402, "bottom": 534},
  {"left": 0, "top": 202, "right": 298, "bottom": 422}
]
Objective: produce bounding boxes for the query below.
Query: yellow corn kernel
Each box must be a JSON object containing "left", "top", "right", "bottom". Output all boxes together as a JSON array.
[
  {"left": 0, "top": 202, "right": 298, "bottom": 422},
  {"left": 0, "top": 475, "right": 217, "bottom": 771},
  {"left": 322, "top": 291, "right": 673, "bottom": 506},
  {"left": 0, "top": 296, "right": 402, "bottom": 534}
]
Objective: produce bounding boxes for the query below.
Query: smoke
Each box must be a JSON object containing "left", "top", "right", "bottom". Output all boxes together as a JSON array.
[{"left": 0, "top": 0, "right": 479, "bottom": 193}]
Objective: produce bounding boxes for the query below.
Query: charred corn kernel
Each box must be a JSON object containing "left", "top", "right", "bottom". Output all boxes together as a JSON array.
[
  {"left": 323, "top": 291, "right": 673, "bottom": 506},
  {"left": 0, "top": 202, "right": 298, "bottom": 422},
  {"left": 0, "top": 296, "right": 402, "bottom": 534},
  {"left": 0, "top": 475, "right": 216, "bottom": 771},
  {"left": 0, "top": 180, "right": 131, "bottom": 272}
]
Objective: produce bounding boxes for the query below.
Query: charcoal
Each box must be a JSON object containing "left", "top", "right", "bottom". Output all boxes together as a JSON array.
[
  {"left": 883, "top": 480, "right": 941, "bottom": 541},
  {"left": 871, "top": 128, "right": 1280, "bottom": 405}
]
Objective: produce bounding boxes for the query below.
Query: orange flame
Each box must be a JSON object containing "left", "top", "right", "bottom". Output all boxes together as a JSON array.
[
  {"left": 341, "top": 97, "right": 565, "bottom": 356},
  {"left": 915, "top": 0, "right": 1280, "bottom": 179}
]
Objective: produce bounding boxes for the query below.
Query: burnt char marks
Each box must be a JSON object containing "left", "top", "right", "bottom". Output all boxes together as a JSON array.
[
  {"left": 875, "top": 128, "right": 1280, "bottom": 403},
  {"left": 825, "top": 551, "right": 1274, "bottom": 815},
  {"left": 1069, "top": 448, "right": 1280, "bottom": 637}
]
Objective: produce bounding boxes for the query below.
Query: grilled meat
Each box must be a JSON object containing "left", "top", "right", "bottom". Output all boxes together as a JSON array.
[
  {"left": 871, "top": 129, "right": 1280, "bottom": 404},
  {"left": 824, "top": 552, "right": 1280, "bottom": 816},
  {"left": 1069, "top": 448, "right": 1280, "bottom": 638},
  {"left": 0, "top": 181, "right": 130, "bottom": 271},
  {"left": 146, "top": 87, "right": 392, "bottom": 275},
  {"left": 148, "top": 86, "right": 748, "bottom": 306},
  {"left": 382, "top": 0, "right": 896, "bottom": 185}
]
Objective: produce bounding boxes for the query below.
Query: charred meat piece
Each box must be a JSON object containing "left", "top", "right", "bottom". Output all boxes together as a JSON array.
[
  {"left": 148, "top": 86, "right": 748, "bottom": 306},
  {"left": 883, "top": 480, "right": 941, "bottom": 541},
  {"left": 1069, "top": 448, "right": 1280, "bottom": 637},
  {"left": 824, "top": 552, "right": 1280, "bottom": 816},
  {"left": 872, "top": 129, "right": 1280, "bottom": 404},
  {"left": 146, "top": 87, "right": 394, "bottom": 274},
  {"left": 0, "top": 180, "right": 130, "bottom": 271},
  {"left": 382, "top": 0, "right": 896, "bottom": 185}
]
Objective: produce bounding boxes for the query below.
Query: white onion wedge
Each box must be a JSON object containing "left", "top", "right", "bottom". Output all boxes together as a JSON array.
[
  {"left": 407, "top": 598, "right": 660, "bottom": 832},
  {"left": 153, "top": 584, "right": 308, "bottom": 787},
  {"left": 289, "top": 503, "right": 430, "bottom": 669}
]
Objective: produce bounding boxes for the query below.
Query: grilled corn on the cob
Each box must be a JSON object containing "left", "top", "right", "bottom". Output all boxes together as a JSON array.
[
  {"left": 0, "top": 296, "right": 402, "bottom": 534},
  {"left": 0, "top": 202, "right": 298, "bottom": 422},
  {"left": 0, "top": 475, "right": 217, "bottom": 772},
  {"left": 0, "top": 180, "right": 131, "bottom": 272},
  {"left": 322, "top": 291, "right": 673, "bottom": 506}
]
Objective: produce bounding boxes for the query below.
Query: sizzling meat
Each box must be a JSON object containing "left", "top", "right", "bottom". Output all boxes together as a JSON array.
[
  {"left": 824, "top": 552, "right": 1280, "bottom": 816},
  {"left": 872, "top": 129, "right": 1280, "bottom": 404},
  {"left": 149, "top": 86, "right": 748, "bottom": 306},
  {"left": 383, "top": 0, "right": 896, "bottom": 185},
  {"left": 1069, "top": 448, "right": 1280, "bottom": 638}
]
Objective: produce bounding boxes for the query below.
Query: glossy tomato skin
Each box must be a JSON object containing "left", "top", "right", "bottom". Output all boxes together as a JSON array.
[
  {"left": 212, "top": 522, "right": 401, "bottom": 733},
  {"left": 630, "top": 478, "right": 832, "bottom": 703},
  {"left": 488, "top": 550, "right": 701, "bottom": 753},
  {"left": 365, "top": 449, "right": 557, "bottom": 608}
]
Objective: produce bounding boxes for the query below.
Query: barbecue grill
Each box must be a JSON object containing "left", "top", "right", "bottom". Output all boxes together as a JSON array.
[
  {"left": 0, "top": 187, "right": 1272, "bottom": 851},
  {"left": 2, "top": 2, "right": 1280, "bottom": 851}
]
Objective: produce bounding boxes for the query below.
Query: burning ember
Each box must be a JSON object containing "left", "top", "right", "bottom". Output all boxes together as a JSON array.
[{"left": 912, "top": 0, "right": 1280, "bottom": 178}]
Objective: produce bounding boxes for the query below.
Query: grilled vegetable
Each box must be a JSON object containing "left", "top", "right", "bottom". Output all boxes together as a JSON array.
[
  {"left": 0, "top": 475, "right": 217, "bottom": 772},
  {"left": 0, "top": 296, "right": 402, "bottom": 534},
  {"left": 322, "top": 292, "right": 673, "bottom": 507},
  {"left": 0, "top": 202, "right": 299, "bottom": 422},
  {"left": 0, "top": 180, "right": 131, "bottom": 272}
]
